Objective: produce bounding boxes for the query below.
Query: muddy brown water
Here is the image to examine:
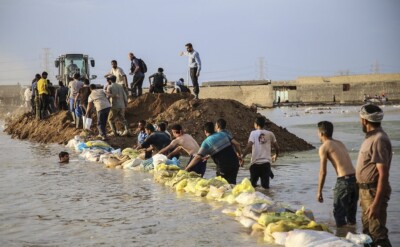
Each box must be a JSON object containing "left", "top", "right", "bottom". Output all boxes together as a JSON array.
[{"left": 0, "top": 105, "right": 399, "bottom": 246}]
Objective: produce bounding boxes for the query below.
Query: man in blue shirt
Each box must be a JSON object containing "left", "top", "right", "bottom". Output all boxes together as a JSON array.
[{"left": 186, "top": 122, "right": 239, "bottom": 184}]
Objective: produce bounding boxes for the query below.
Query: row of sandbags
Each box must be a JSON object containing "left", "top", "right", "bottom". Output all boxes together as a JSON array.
[{"left": 66, "top": 136, "right": 371, "bottom": 246}]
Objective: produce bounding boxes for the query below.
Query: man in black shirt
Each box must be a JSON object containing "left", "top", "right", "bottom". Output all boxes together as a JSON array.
[{"left": 137, "top": 123, "right": 171, "bottom": 159}]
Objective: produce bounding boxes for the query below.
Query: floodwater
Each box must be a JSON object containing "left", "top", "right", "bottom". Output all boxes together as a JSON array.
[{"left": 0, "top": 105, "right": 399, "bottom": 246}]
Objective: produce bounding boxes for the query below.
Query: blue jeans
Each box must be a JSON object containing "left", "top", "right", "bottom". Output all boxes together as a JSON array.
[
  {"left": 97, "top": 107, "right": 110, "bottom": 137},
  {"left": 333, "top": 175, "right": 358, "bottom": 227}
]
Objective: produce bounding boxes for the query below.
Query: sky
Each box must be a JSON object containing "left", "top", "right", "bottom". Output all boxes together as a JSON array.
[{"left": 0, "top": 0, "right": 399, "bottom": 87}]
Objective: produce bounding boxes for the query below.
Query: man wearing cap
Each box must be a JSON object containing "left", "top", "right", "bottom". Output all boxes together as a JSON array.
[{"left": 357, "top": 104, "right": 392, "bottom": 247}]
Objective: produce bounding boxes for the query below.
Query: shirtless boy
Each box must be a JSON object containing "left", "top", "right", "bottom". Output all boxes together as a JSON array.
[{"left": 317, "top": 121, "right": 358, "bottom": 227}]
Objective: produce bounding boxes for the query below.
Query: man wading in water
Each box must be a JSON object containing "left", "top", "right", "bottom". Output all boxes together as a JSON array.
[{"left": 316, "top": 121, "right": 358, "bottom": 227}]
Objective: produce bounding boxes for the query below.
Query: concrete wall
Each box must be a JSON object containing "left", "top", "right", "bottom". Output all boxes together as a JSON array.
[
  {"left": 296, "top": 73, "right": 400, "bottom": 85},
  {"left": 199, "top": 85, "right": 274, "bottom": 107},
  {"left": 282, "top": 81, "right": 400, "bottom": 103},
  {"left": 200, "top": 74, "right": 400, "bottom": 106}
]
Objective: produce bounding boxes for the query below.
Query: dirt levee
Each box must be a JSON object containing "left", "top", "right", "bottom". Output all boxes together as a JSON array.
[{"left": 4, "top": 93, "right": 314, "bottom": 152}]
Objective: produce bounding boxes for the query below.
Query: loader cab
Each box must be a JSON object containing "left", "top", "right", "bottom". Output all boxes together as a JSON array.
[{"left": 55, "top": 54, "right": 96, "bottom": 86}]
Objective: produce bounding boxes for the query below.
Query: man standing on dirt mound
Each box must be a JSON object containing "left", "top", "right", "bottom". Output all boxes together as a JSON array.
[
  {"left": 129, "top": 52, "right": 145, "bottom": 97},
  {"left": 106, "top": 75, "right": 129, "bottom": 137},
  {"left": 180, "top": 43, "right": 201, "bottom": 99}
]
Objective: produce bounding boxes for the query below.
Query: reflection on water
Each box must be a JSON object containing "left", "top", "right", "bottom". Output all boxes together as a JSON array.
[{"left": 0, "top": 105, "right": 399, "bottom": 246}]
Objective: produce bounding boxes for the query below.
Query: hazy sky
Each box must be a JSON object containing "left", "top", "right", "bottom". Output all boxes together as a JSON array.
[{"left": 0, "top": 0, "right": 399, "bottom": 86}]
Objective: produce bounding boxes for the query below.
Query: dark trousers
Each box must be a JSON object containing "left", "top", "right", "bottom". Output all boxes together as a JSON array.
[
  {"left": 31, "top": 96, "right": 36, "bottom": 114},
  {"left": 190, "top": 67, "right": 199, "bottom": 96},
  {"left": 38, "top": 94, "right": 49, "bottom": 119},
  {"left": 360, "top": 186, "right": 392, "bottom": 247},
  {"left": 250, "top": 162, "right": 271, "bottom": 189},
  {"left": 97, "top": 107, "right": 110, "bottom": 137},
  {"left": 187, "top": 155, "right": 207, "bottom": 177},
  {"left": 333, "top": 176, "right": 358, "bottom": 227},
  {"left": 131, "top": 75, "right": 144, "bottom": 97},
  {"left": 58, "top": 101, "right": 68, "bottom": 111}
]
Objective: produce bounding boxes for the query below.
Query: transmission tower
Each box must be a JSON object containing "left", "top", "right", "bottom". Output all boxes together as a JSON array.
[
  {"left": 371, "top": 60, "right": 380, "bottom": 74},
  {"left": 258, "top": 57, "right": 265, "bottom": 80},
  {"left": 42, "top": 48, "right": 50, "bottom": 72}
]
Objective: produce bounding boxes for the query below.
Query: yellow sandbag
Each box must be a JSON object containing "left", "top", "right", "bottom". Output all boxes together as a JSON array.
[
  {"left": 154, "top": 170, "right": 177, "bottom": 184},
  {"left": 218, "top": 192, "right": 236, "bottom": 204},
  {"left": 252, "top": 223, "right": 266, "bottom": 233},
  {"left": 86, "top": 140, "right": 111, "bottom": 148},
  {"left": 257, "top": 213, "right": 283, "bottom": 227},
  {"left": 184, "top": 178, "right": 202, "bottom": 194},
  {"left": 232, "top": 178, "right": 255, "bottom": 196},
  {"left": 208, "top": 177, "right": 229, "bottom": 188},
  {"left": 265, "top": 220, "right": 296, "bottom": 235},
  {"left": 175, "top": 179, "right": 188, "bottom": 191},
  {"left": 194, "top": 178, "right": 210, "bottom": 197},
  {"left": 298, "top": 220, "right": 330, "bottom": 232},
  {"left": 121, "top": 148, "right": 140, "bottom": 159},
  {"left": 295, "top": 206, "right": 315, "bottom": 220},
  {"left": 206, "top": 184, "right": 230, "bottom": 199},
  {"left": 221, "top": 208, "right": 236, "bottom": 217},
  {"left": 214, "top": 176, "right": 229, "bottom": 184}
]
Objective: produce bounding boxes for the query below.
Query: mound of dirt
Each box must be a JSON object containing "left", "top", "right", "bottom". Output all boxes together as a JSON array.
[
  {"left": 4, "top": 93, "right": 314, "bottom": 152},
  {"left": 152, "top": 98, "right": 314, "bottom": 152}
]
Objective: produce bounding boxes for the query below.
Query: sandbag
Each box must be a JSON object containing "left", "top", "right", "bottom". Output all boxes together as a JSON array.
[
  {"left": 235, "top": 191, "right": 273, "bottom": 206},
  {"left": 238, "top": 216, "right": 256, "bottom": 228},
  {"left": 284, "top": 229, "right": 355, "bottom": 247},
  {"left": 152, "top": 154, "right": 168, "bottom": 169},
  {"left": 121, "top": 148, "right": 140, "bottom": 159},
  {"left": 232, "top": 178, "right": 255, "bottom": 196},
  {"left": 121, "top": 158, "right": 143, "bottom": 169}
]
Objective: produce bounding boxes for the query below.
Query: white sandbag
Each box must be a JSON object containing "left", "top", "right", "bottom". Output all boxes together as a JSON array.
[
  {"left": 111, "top": 148, "right": 121, "bottom": 155},
  {"left": 99, "top": 153, "right": 112, "bottom": 163},
  {"left": 285, "top": 229, "right": 356, "bottom": 247},
  {"left": 221, "top": 208, "right": 236, "bottom": 217},
  {"left": 122, "top": 158, "right": 143, "bottom": 169},
  {"left": 238, "top": 216, "right": 256, "bottom": 228},
  {"left": 235, "top": 191, "right": 273, "bottom": 205},
  {"left": 242, "top": 205, "right": 261, "bottom": 221},
  {"left": 345, "top": 232, "right": 372, "bottom": 245},
  {"left": 84, "top": 149, "right": 108, "bottom": 163},
  {"left": 152, "top": 154, "right": 168, "bottom": 169},
  {"left": 272, "top": 232, "right": 288, "bottom": 245},
  {"left": 207, "top": 184, "right": 230, "bottom": 199},
  {"left": 84, "top": 117, "right": 92, "bottom": 130},
  {"left": 66, "top": 137, "right": 83, "bottom": 151}
]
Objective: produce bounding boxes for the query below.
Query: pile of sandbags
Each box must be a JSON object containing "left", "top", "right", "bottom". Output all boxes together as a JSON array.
[{"left": 65, "top": 137, "right": 370, "bottom": 246}]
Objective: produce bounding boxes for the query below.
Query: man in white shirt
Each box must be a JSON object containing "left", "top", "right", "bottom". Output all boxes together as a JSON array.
[
  {"left": 180, "top": 43, "right": 201, "bottom": 99},
  {"left": 104, "top": 60, "right": 128, "bottom": 96},
  {"left": 242, "top": 117, "right": 279, "bottom": 189},
  {"left": 86, "top": 84, "right": 111, "bottom": 141},
  {"left": 67, "top": 73, "right": 84, "bottom": 126}
]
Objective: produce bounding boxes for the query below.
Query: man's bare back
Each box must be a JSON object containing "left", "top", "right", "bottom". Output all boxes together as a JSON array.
[{"left": 320, "top": 139, "right": 355, "bottom": 177}]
